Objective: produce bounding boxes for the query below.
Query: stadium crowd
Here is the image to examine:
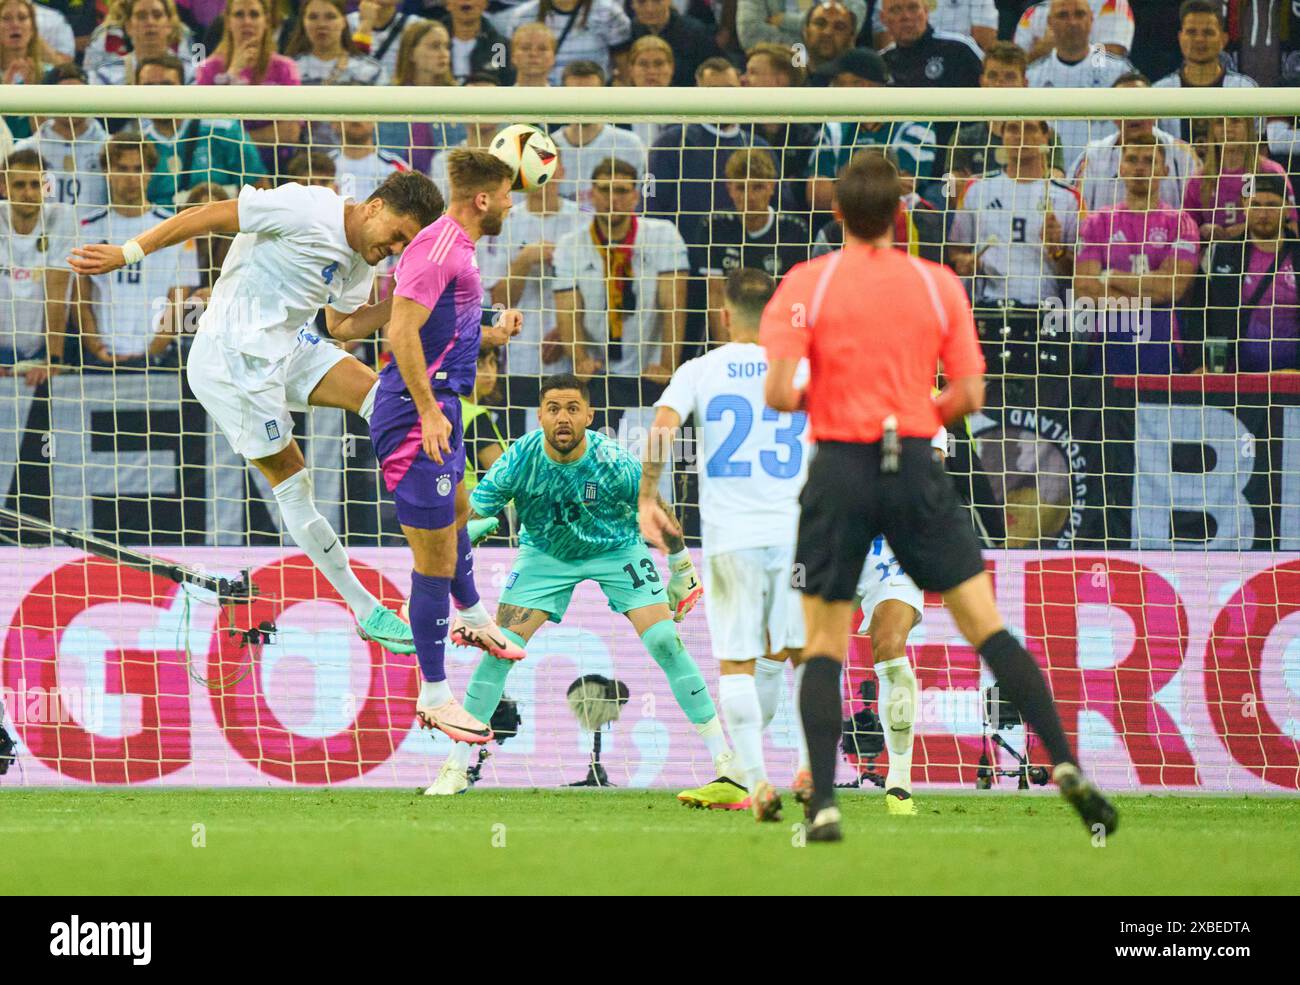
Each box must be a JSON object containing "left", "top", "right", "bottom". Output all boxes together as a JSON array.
[{"left": 1, "top": 0, "right": 1298, "bottom": 450}]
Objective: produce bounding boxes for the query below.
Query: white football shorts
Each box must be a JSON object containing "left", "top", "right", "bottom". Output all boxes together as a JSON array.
[
  {"left": 188, "top": 326, "right": 351, "bottom": 460},
  {"left": 855, "top": 535, "right": 924, "bottom": 628},
  {"left": 702, "top": 544, "right": 806, "bottom": 663}
]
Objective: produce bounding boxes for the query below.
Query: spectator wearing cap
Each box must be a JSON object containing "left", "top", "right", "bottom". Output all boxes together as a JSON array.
[
  {"left": 512, "top": 20, "right": 557, "bottom": 85},
  {"left": 551, "top": 60, "right": 648, "bottom": 211},
  {"left": 1153, "top": 0, "right": 1258, "bottom": 145},
  {"left": 377, "top": 20, "right": 467, "bottom": 175},
  {"left": 734, "top": 0, "right": 866, "bottom": 51},
  {"left": 431, "top": 0, "right": 514, "bottom": 84},
  {"left": 135, "top": 53, "right": 269, "bottom": 208},
  {"left": 739, "top": 41, "right": 821, "bottom": 215},
  {"left": 1204, "top": 172, "right": 1300, "bottom": 373},
  {"left": 494, "top": 0, "right": 631, "bottom": 86},
  {"left": 84, "top": 0, "right": 194, "bottom": 85},
  {"left": 14, "top": 63, "right": 109, "bottom": 220},
  {"left": 806, "top": 48, "right": 940, "bottom": 212},
  {"left": 621, "top": 0, "right": 719, "bottom": 86}
]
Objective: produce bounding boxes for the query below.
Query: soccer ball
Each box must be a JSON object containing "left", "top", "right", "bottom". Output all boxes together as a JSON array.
[{"left": 489, "top": 123, "right": 559, "bottom": 191}]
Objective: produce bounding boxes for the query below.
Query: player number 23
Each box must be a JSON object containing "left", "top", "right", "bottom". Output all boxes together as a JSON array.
[{"left": 705, "top": 394, "right": 806, "bottom": 479}]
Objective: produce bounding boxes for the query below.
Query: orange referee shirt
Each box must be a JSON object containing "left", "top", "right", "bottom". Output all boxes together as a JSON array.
[{"left": 759, "top": 244, "right": 985, "bottom": 444}]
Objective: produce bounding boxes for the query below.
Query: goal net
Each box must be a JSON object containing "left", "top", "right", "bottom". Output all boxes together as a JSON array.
[{"left": 0, "top": 83, "right": 1297, "bottom": 793}]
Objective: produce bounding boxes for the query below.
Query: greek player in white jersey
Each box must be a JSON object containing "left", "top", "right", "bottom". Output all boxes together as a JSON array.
[
  {"left": 849, "top": 425, "right": 947, "bottom": 816},
  {"left": 640, "top": 268, "right": 807, "bottom": 822},
  {"left": 68, "top": 171, "right": 446, "bottom": 655}
]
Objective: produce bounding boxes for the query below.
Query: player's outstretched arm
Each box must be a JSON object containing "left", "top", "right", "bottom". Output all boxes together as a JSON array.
[
  {"left": 652, "top": 493, "right": 701, "bottom": 623},
  {"left": 67, "top": 199, "right": 240, "bottom": 275}
]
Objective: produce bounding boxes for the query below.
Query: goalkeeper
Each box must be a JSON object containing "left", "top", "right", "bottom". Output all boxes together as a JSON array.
[{"left": 427, "top": 373, "right": 738, "bottom": 796}]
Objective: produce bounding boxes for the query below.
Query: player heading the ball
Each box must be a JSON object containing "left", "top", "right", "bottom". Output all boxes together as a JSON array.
[
  {"left": 370, "top": 147, "right": 525, "bottom": 744},
  {"left": 68, "top": 170, "right": 444, "bottom": 657}
]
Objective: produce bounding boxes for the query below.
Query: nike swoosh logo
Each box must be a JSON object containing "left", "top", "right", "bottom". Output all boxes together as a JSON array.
[
  {"left": 323, "top": 540, "right": 338, "bottom": 553},
  {"left": 690, "top": 687, "right": 705, "bottom": 696},
  {"left": 650, "top": 587, "right": 665, "bottom": 595}
]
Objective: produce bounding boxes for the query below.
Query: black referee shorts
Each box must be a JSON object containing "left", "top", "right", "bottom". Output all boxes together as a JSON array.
[{"left": 796, "top": 439, "right": 986, "bottom": 602}]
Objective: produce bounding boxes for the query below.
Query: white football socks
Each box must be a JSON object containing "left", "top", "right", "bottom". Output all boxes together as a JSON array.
[
  {"left": 875, "top": 656, "right": 917, "bottom": 793},
  {"left": 448, "top": 742, "right": 473, "bottom": 771},
  {"left": 753, "top": 656, "right": 785, "bottom": 729},
  {"left": 419, "top": 679, "right": 452, "bottom": 708},
  {"left": 718, "top": 673, "right": 766, "bottom": 790},
  {"left": 455, "top": 600, "right": 491, "bottom": 628},
  {"left": 694, "top": 716, "right": 737, "bottom": 780},
  {"left": 272, "top": 470, "right": 379, "bottom": 621},
  {"left": 793, "top": 662, "right": 810, "bottom": 773}
]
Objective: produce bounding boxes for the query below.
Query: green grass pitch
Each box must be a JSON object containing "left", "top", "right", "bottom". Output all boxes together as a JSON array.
[{"left": 2, "top": 789, "right": 1297, "bottom": 895}]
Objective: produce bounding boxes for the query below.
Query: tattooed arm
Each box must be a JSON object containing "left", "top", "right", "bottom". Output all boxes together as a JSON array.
[{"left": 638, "top": 406, "right": 683, "bottom": 551}]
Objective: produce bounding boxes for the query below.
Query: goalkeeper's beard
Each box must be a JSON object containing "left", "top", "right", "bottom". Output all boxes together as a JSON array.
[{"left": 546, "top": 426, "right": 581, "bottom": 455}]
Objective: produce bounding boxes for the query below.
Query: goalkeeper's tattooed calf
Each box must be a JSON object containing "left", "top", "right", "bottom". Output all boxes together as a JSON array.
[{"left": 496, "top": 604, "right": 539, "bottom": 629}]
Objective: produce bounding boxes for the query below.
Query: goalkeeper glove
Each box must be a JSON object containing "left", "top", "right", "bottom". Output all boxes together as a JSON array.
[
  {"left": 666, "top": 550, "right": 703, "bottom": 623},
  {"left": 467, "top": 516, "right": 499, "bottom": 545}
]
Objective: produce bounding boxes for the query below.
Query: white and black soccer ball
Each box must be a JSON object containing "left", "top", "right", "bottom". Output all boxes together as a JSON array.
[{"left": 489, "top": 123, "right": 559, "bottom": 192}]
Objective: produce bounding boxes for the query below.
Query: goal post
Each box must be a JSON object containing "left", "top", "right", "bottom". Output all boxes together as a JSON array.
[{"left": 1, "top": 83, "right": 1298, "bottom": 792}]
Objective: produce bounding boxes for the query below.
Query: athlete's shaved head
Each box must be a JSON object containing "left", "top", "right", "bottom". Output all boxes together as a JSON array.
[{"left": 539, "top": 373, "right": 593, "bottom": 457}]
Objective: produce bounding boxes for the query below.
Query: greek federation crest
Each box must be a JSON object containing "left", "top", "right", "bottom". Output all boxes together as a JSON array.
[{"left": 584, "top": 481, "right": 598, "bottom": 502}]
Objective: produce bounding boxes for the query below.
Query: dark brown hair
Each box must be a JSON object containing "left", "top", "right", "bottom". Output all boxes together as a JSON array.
[{"left": 835, "top": 152, "right": 901, "bottom": 240}]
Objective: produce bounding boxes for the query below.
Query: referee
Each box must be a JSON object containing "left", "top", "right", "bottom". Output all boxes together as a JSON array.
[{"left": 759, "top": 154, "right": 1117, "bottom": 843}]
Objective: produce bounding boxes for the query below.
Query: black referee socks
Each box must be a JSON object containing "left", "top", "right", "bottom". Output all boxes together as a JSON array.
[
  {"left": 799, "top": 655, "right": 843, "bottom": 812},
  {"left": 978, "top": 629, "right": 1077, "bottom": 768}
]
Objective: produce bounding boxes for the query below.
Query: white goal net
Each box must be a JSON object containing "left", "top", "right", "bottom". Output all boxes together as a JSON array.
[{"left": 0, "top": 83, "right": 1297, "bottom": 793}]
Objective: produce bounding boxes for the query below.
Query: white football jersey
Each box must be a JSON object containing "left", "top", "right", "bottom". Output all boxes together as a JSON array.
[
  {"left": 949, "top": 171, "right": 1081, "bottom": 306},
  {"left": 14, "top": 118, "right": 109, "bottom": 221},
  {"left": 551, "top": 215, "right": 689, "bottom": 377},
  {"left": 198, "top": 183, "right": 375, "bottom": 362},
  {"left": 1071, "top": 128, "right": 1201, "bottom": 211},
  {"left": 477, "top": 194, "right": 587, "bottom": 375},
  {"left": 1015, "top": 0, "right": 1135, "bottom": 53},
  {"left": 80, "top": 206, "right": 201, "bottom": 357},
  {"left": 0, "top": 201, "right": 76, "bottom": 359},
  {"left": 656, "top": 341, "right": 809, "bottom": 557},
  {"left": 332, "top": 148, "right": 408, "bottom": 200},
  {"left": 551, "top": 125, "right": 648, "bottom": 212},
  {"left": 1026, "top": 49, "right": 1133, "bottom": 161}
]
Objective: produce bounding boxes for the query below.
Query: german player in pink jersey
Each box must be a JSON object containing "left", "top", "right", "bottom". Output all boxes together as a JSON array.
[{"left": 370, "top": 149, "right": 525, "bottom": 743}]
